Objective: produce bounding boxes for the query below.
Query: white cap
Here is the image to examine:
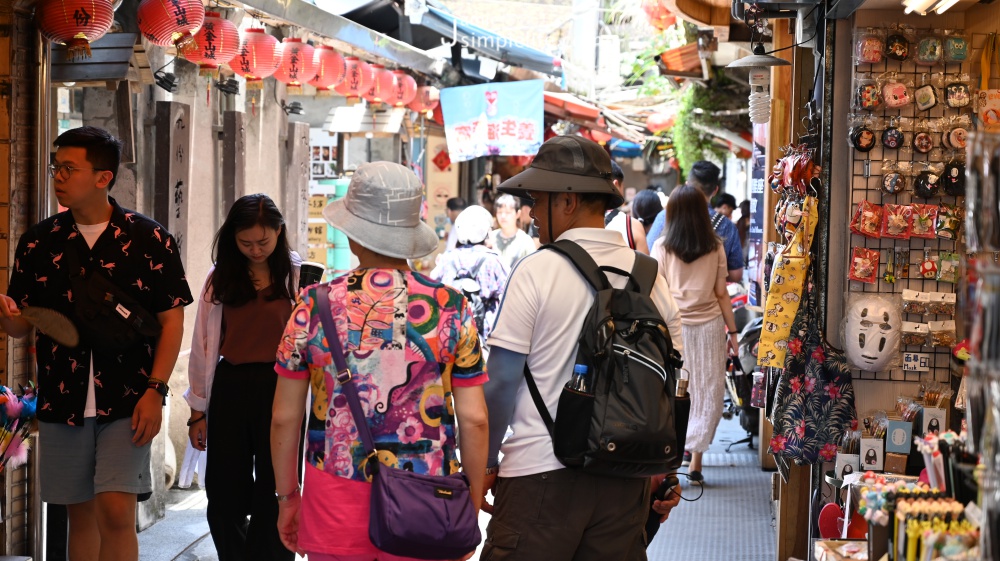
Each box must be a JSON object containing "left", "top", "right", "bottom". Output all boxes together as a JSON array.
[{"left": 453, "top": 205, "right": 494, "bottom": 245}]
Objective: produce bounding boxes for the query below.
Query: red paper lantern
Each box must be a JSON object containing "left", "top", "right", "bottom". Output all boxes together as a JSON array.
[
  {"left": 641, "top": 0, "right": 676, "bottom": 30},
  {"left": 384, "top": 70, "right": 417, "bottom": 107},
  {"left": 273, "top": 38, "right": 316, "bottom": 87},
  {"left": 177, "top": 11, "right": 239, "bottom": 75},
  {"left": 35, "top": 0, "right": 115, "bottom": 60},
  {"left": 646, "top": 112, "right": 674, "bottom": 133},
  {"left": 407, "top": 85, "right": 439, "bottom": 115},
  {"left": 590, "top": 129, "right": 613, "bottom": 145},
  {"left": 335, "top": 57, "right": 373, "bottom": 99},
  {"left": 361, "top": 64, "right": 389, "bottom": 103},
  {"left": 229, "top": 28, "right": 280, "bottom": 89},
  {"left": 308, "top": 46, "right": 345, "bottom": 91},
  {"left": 136, "top": 0, "right": 205, "bottom": 47}
]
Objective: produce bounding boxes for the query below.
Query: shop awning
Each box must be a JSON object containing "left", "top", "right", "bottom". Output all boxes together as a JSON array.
[
  {"left": 236, "top": 0, "right": 450, "bottom": 77},
  {"left": 543, "top": 91, "right": 646, "bottom": 145},
  {"left": 416, "top": 6, "right": 563, "bottom": 77}
]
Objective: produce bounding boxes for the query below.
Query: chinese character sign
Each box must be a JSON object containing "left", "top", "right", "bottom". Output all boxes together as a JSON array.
[{"left": 440, "top": 80, "right": 544, "bottom": 162}]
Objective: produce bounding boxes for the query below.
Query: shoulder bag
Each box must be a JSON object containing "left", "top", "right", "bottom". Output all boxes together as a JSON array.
[
  {"left": 64, "top": 240, "right": 161, "bottom": 353},
  {"left": 314, "top": 286, "right": 481, "bottom": 560}
]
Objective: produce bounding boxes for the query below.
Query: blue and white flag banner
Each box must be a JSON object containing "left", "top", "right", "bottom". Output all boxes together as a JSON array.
[{"left": 440, "top": 80, "right": 544, "bottom": 162}]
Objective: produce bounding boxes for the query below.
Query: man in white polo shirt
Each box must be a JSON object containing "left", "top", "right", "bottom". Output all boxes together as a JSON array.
[{"left": 480, "top": 135, "right": 684, "bottom": 560}]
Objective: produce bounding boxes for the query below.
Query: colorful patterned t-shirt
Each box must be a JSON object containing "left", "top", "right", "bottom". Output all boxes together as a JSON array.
[{"left": 275, "top": 268, "right": 487, "bottom": 482}]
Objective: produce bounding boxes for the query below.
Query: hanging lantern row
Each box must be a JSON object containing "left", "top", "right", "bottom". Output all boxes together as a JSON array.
[
  {"left": 35, "top": 0, "right": 116, "bottom": 60},
  {"left": 34, "top": 0, "right": 437, "bottom": 113}
]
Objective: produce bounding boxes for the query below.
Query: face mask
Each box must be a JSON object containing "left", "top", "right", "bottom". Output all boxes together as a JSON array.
[{"left": 844, "top": 295, "right": 901, "bottom": 372}]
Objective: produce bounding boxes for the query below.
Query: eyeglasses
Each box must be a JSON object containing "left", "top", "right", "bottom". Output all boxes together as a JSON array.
[{"left": 47, "top": 164, "right": 107, "bottom": 179}]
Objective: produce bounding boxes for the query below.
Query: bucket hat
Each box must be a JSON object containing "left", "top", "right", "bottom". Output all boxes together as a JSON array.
[
  {"left": 453, "top": 205, "right": 493, "bottom": 245},
  {"left": 323, "top": 162, "right": 439, "bottom": 259},
  {"left": 497, "top": 135, "right": 624, "bottom": 208}
]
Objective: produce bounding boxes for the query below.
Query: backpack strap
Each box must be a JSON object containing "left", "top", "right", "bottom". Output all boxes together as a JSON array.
[
  {"left": 523, "top": 364, "right": 556, "bottom": 439},
  {"left": 541, "top": 240, "right": 611, "bottom": 292},
  {"left": 629, "top": 253, "right": 659, "bottom": 296},
  {"left": 624, "top": 215, "right": 635, "bottom": 250}
]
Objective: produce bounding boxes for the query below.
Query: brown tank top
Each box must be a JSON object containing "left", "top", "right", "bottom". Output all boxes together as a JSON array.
[{"left": 220, "top": 285, "right": 293, "bottom": 365}]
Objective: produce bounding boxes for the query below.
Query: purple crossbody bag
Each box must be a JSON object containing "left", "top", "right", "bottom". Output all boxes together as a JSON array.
[{"left": 315, "top": 286, "right": 482, "bottom": 560}]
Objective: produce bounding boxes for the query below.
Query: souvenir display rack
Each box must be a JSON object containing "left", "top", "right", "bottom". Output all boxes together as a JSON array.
[{"left": 847, "top": 27, "right": 972, "bottom": 383}]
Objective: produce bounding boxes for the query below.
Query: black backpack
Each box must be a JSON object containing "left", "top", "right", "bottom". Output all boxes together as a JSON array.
[
  {"left": 451, "top": 258, "right": 487, "bottom": 336},
  {"left": 525, "top": 240, "right": 683, "bottom": 478}
]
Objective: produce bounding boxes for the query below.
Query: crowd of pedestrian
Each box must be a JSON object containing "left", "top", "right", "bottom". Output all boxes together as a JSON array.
[{"left": 0, "top": 126, "right": 753, "bottom": 561}]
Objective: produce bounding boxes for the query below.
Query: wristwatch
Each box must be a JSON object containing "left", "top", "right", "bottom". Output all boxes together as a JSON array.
[{"left": 485, "top": 465, "right": 499, "bottom": 476}]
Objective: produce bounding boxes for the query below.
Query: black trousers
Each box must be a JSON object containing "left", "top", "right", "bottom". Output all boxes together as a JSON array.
[{"left": 206, "top": 360, "right": 294, "bottom": 561}]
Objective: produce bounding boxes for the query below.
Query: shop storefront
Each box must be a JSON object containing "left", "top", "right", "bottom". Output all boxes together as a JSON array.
[{"left": 735, "top": 0, "right": 1000, "bottom": 557}]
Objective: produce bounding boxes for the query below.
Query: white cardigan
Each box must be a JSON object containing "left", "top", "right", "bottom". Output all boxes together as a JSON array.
[{"left": 184, "top": 253, "right": 301, "bottom": 413}]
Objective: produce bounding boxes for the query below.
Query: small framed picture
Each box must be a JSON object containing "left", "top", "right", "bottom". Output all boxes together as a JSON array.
[
  {"left": 312, "top": 146, "right": 321, "bottom": 160},
  {"left": 325, "top": 162, "right": 337, "bottom": 177},
  {"left": 321, "top": 146, "right": 332, "bottom": 161},
  {"left": 311, "top": 162, "right": 326, "bottom": 177}
]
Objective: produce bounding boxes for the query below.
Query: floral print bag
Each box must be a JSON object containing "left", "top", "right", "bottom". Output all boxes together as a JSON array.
[{"left": 768, "top": 275, "right": 858, "bottom": 465}]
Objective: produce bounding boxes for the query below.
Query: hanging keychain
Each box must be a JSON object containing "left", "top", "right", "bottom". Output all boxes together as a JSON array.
[
  {"left": 920, "top": 248, "right": 938, "bottom": 279},
  {"left": 883, "top": 249, "right": 896, "bottom": 283},
  {"left": 900, "top": 248, "right": 910, "bottom": 279}
]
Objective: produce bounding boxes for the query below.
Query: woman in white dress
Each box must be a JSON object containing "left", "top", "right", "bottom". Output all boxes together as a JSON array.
[{"left": 651, "top": 185, "right": 739, "bottom": 483}]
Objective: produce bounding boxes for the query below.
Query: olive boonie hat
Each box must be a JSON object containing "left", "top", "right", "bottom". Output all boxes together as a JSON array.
[{"left": 497, "top": 135, "right": 624, "bottom": 208}]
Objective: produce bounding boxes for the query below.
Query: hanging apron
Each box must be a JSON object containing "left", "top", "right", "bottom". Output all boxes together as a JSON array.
[{"left": 757, "top": 195, "right": 818, "bottom": 368}]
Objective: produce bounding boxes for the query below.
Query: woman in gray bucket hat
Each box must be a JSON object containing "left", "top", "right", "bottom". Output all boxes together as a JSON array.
[{"left": 270, "top": 161, "right": 489, "bottom": 561}]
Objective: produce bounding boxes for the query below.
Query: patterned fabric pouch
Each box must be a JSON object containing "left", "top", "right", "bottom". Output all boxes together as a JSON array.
[
  {"left": 758, "top": 196, "right": 818, "bottom": 368},
  {"left": 768, "top": 281, "right": 858, "bottom": 465}
]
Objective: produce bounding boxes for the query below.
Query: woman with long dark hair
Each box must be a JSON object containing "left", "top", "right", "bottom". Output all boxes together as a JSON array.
[
  {"left": 651, "top": 185, "right": 739, "bottom": 483},
  {"left": 185, "top": 193, "right": 300, "bottom": 561}
]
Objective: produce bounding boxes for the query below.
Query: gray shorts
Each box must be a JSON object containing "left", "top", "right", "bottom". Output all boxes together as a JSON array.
[{"left": 38, "top": 417, "right": 152, "bottom": 504}]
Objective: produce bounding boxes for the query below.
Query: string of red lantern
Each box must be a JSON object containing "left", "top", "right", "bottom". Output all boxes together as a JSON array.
[
  {"left": 361, "top": 64, "right": 388, "bottom": 103},
  {"left": 646, "top": 112, "right": 674, "bottom": 133},
  {"left": 273, "top": 37, "right": 317, "bottom": 88},
  {"left": 177, "top": 10, "right": 239, "bottom": 76},
  {"left": 35, "top": 0, "right": 115, "bottom": 60},
  {"left": 136, "top": 0, "right": 204, "bottom": 47},
  {"left": 229, "top": 28, "right": 280, "bottom": 90},
  {"left": 308, "top": 45, "right": 346, "bottom": 91}
]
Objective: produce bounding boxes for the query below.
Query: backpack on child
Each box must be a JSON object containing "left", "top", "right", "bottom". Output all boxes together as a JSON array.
[{"left": 524, "top": 240, "right": 683, "bottom": 478}]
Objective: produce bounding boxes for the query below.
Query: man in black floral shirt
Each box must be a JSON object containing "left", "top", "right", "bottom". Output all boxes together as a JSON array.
[{"left": 0, "top": 127, "right": 191, "bottom": 561}]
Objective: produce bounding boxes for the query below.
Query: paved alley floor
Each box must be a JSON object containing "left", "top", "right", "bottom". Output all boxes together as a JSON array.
[{"left": 138, "top": 415, "right": 775, "bottom": 561}]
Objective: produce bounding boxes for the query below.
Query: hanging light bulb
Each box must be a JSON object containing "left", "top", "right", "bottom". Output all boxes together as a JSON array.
[{"left": 727, "top": 43, "right": 791, "bottom": 125}]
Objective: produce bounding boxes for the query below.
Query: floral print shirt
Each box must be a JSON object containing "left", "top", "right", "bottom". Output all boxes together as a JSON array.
[{"left": 275, "top": 268, "right": 487, "bottom": 481}]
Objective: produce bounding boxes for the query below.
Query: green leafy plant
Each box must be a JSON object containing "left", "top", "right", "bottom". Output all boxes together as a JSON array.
[
  {"left": 624, "top": 21, "right": 699, "bottom": 98},
  {"left": 670, "top": 70, "right": 751, "bottom": 175}
]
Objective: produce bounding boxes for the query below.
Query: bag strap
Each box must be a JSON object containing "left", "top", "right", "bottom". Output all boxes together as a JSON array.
[
  {"left": 62, "top": 237, "right": 87, "bottom": 279},
  {"left": 523, "top": 364, "right": 556, "bottom": 439},
  {"left": 624, "top": 215, "right": 635, "bottom": 250},
  {"left": 315, "top": 286, "right": 380, "bottom": 467},
  {"left": 629, "top": 253, "right": 659, "bottom": 296},
  {"left": 542, "top": 240, "right": 610, "bottom": 292}
]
